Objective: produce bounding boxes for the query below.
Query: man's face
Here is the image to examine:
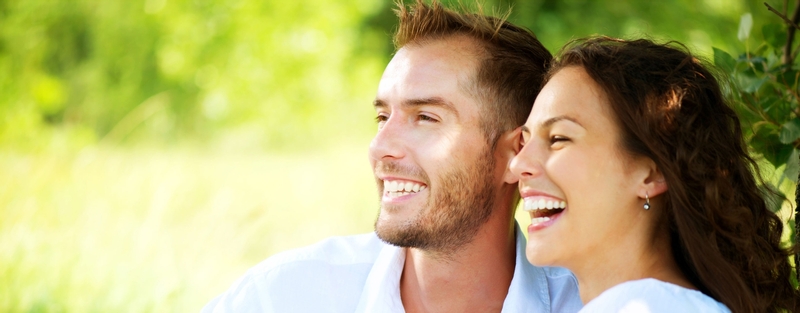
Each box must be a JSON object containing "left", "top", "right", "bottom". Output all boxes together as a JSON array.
[{"left": 369, "top": 36, "right": 500, "bottom": 253}]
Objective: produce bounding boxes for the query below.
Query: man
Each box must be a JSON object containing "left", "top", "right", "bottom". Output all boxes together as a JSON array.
[{"left": 203, "top": 1, "right": 581, "bottom": 312}]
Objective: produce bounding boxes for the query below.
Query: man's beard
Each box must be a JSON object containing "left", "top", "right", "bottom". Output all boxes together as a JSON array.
[{"left": 373, "top": 149, "right": 496, "bottom": 255}]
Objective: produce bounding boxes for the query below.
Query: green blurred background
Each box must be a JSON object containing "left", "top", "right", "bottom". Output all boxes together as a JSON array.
[{"left": 1, "top": 0, "right": 795, "bottom": 312}]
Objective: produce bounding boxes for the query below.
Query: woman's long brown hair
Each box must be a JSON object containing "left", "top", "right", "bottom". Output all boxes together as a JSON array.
[{"left": 547, "top": 37, "right": 799, "bottom": 313}]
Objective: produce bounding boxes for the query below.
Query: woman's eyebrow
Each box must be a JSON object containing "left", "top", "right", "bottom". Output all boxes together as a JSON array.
[{"left": 541, "top": 115, "right": 583, "bottom": 129}]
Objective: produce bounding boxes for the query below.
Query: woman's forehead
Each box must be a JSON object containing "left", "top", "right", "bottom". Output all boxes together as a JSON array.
[{"left": 528, "top": 67, "right": 613, "bottom": 130}]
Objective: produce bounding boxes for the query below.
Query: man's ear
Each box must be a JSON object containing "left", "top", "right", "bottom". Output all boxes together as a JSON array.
[
  {"left": 497, "top": 127, "right": 522, "bottom": 184},
  {"left": 638, "top": 158, "right": 668, "bottom": 198}
]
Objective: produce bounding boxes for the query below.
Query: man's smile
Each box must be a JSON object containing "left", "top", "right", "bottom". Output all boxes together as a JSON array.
[{"left": 382, "top": 179, "right": 427, "bottom": 199}]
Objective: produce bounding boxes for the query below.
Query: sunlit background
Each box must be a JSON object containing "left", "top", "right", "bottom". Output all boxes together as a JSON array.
[{"left": 1, "top": 0, "right": 794, "bottom": 311}]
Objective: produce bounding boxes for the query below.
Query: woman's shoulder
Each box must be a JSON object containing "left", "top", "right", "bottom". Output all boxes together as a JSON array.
[{"left": 579, "top": 278, "right": 731, "bottom": 313}]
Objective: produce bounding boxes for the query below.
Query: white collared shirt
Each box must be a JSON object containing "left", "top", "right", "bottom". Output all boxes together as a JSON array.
[
  {"left": 579, "top": 278, "right": 730, "bottom": 313},
  {"left": 202, "top": 223, "right": 583, "bottom": 313}
]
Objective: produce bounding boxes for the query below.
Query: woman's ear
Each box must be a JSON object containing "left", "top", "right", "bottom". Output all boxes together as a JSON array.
[
  {"left": 638, "top": 158, "right": 668, "bottom": 198},
  {"left": 498, "top": 127, "right": 522, "bottom": 184}
]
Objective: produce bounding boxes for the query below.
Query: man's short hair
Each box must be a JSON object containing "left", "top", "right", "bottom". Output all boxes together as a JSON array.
[{"left": 393, "top": 0, "right": 552, "bottom": 144}]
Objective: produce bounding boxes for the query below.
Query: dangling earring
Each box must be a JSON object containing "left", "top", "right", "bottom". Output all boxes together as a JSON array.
[{"left": 643, "top": 192, "right": 651, "bottom": 210}]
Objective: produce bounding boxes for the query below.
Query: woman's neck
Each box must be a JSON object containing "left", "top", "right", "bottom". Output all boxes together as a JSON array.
[{"left": 571, "top": 232, "right": 694, "bottom": 304}]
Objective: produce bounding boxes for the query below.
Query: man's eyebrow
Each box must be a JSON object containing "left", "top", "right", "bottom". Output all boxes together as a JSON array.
[
  {"left": 404, "top": 97, "right": 456, "bottom": 112},
  {"left": 373, "top": 97, "right": 459, "bottom": 117}
]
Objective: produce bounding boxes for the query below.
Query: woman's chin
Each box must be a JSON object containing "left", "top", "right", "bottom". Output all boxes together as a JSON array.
[{"left": 525, "top": 245, "right": 559, "bottom": 267}]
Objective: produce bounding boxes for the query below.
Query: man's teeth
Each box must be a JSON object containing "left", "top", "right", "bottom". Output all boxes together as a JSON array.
[
  {"left": 383, "top": 180, "right": 426, "bottom": 197},
  {"left": 522, "top": 198, "right": 566, "bottom": 211}
]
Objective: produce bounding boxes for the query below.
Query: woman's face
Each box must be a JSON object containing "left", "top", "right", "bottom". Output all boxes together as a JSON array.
[{"left": 510, "top": 66, "right": 654, "bottom": 269}]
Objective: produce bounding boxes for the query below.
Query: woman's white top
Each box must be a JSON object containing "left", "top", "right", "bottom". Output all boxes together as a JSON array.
[{"left": 579, "top": 278, "right": 730, "bottom": 313}]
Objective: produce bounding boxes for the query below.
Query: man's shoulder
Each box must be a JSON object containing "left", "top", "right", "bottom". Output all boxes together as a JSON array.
[
  {"left": 249, "top": 232, "right": 385, "bottom": 274},
  {"left": 202, "top": 232, "right": 388, "bottom": 313}
]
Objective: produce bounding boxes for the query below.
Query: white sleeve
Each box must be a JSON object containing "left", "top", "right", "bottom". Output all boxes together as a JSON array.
[{"left": 200, "top": 273, "right": 270, "bottom": 313}]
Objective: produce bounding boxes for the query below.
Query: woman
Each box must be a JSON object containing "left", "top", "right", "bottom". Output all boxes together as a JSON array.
[{"left": 509, "top": 37, "right": 799, "bottom": 312}]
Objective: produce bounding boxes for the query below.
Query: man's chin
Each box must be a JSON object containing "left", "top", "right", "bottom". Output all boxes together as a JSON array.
[{"left": 374, "top": 218, "right": 409, "bottom": 246}]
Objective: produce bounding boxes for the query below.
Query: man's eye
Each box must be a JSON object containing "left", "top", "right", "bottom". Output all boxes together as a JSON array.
[
  {"left": 418, "top": 114, "right": 438, "bottom": 122},
  {"left": 375, "top": 114, "right": 388, "bottom": 123}
]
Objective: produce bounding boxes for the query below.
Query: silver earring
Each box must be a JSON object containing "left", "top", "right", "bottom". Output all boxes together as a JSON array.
[{"left": 643, "top": 192, "right": 651, "bottom": 210}]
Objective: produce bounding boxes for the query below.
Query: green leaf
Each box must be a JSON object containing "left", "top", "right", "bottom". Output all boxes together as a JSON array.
[
  {"left": 753, "top": 44, "right": 770, "bottom": 59},
  {"left": 765, "top": 52, "right": 781, "bottom": 69},
  {"left": 738, "top": 13, "right": 753, "bottom": 42},
  {"left": 763, "top": 95, "right": 796, "bottom": 124},
  {"left": 757, "top": 94, "right": 778, "bottom": 110},
  {"left": 746, "top": 56, "right": 769, "bottom": 74},
  {"left": 713, "top": 48, "right": 736, "bottom": 73},
  {"left": 783, "top": 149, "right": 799, "bottom": 182},
  {"left": 758, "top": 184, "right": 785, "bottom": 213},
  {"left": 739, "top": 75, "right": 768, "bottom": 93},
  {"left": 762, "top": 23, "right": 786, "bottom": 50},
  {"left": 777, "top": 69, "right": 798, "bottom": 88},
  {"left": 751, "top": 124, "right": 794, "bottom": 168},
  {"left": 780, "top": 118, "right": 800, "bottom": 144}
]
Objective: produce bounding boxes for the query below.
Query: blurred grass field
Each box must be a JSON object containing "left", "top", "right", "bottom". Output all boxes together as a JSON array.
[{"left": 0, "top": 146, "right": 384, "bottom": 312}]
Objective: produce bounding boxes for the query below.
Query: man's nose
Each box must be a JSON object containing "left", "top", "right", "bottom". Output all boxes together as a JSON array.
[{"left": 368, "top": 115, "right": 407, "bottom": 162}]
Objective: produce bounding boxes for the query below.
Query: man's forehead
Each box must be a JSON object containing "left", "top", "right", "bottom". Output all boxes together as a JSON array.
[
  {"left": 396, "top": 35, "right": 485, "bottom": 69},
  {"left": 377, "top": 38, "right": 484, "bottom": 109}
]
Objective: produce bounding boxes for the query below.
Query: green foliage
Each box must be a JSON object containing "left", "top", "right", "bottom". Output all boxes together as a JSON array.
[
  {"left": 0, "top": 0, "right": 388, "bottom": 152},
  {"left": 0, "top": 0, "right": 780, "bottom": 153},
  {"left": 716, "top": 22, "right": 799, "bottom": 173},
  {"left": 714, "top": 3, "right": 800, "bottom": 284}
]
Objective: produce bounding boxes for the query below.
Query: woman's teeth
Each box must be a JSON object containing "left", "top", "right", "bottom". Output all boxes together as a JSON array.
[
  {"left": 383, "top": 180, "right": 426, "bottom": 198},
  {"left": 531, "top": 216, "right": 551, "bottom": 224},
  {"left": 523, "top": 198, "right": 566, "bottom": 211}
]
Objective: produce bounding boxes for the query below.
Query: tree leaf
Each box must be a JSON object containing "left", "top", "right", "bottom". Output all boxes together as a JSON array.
[
  {"left": 788, "top": 220, "right": 797, "bottom": 250},
  {"left": 713, "top": 47, "right": 736, "bottom": 73},
  {"left": 739, "top": 75, "right": 768, "bottom": 92},
  {"left": 778, "top": 69, "right": 798, "bottom": 88},
  {"left": 783, "top": 149, "right": 799, "bottom": 182},
  {"left": 780, "top": 118, "right": 800, "bottom": 144},
  {"left": 762, "top": 23, "right": 786, "bottom": 50},
  {"left": 756, "top": 43, "right": 770, "bottom": 55},
  {"left": 750, "top": 56, "right": 768, "bottom": 74},
  {"left": 752, "top": 124, "right": 793, "bottom": 168},
  {"left": 738, "top": 13, "right": 753, "bottom": 42},
  {"left": 758, "top": 184, "right": 786, "bottom": 213}
]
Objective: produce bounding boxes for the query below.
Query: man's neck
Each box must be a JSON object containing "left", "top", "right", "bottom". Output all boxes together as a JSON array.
[{"left": 399, "top": 214, "right": 517, "bottom": 313}]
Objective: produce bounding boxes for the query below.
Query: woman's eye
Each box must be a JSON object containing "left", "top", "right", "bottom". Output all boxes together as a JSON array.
[{"left": 550, "top": 135, "right": 570, "bottom": 145}]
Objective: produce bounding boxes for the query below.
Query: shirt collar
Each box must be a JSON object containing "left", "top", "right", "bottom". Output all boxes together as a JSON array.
[
  {"left": 354, "top": 239, "right": 406, "bottom": 313},
  {"left": 355, "top": 223, "right": 551, "bottom": 313}
]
